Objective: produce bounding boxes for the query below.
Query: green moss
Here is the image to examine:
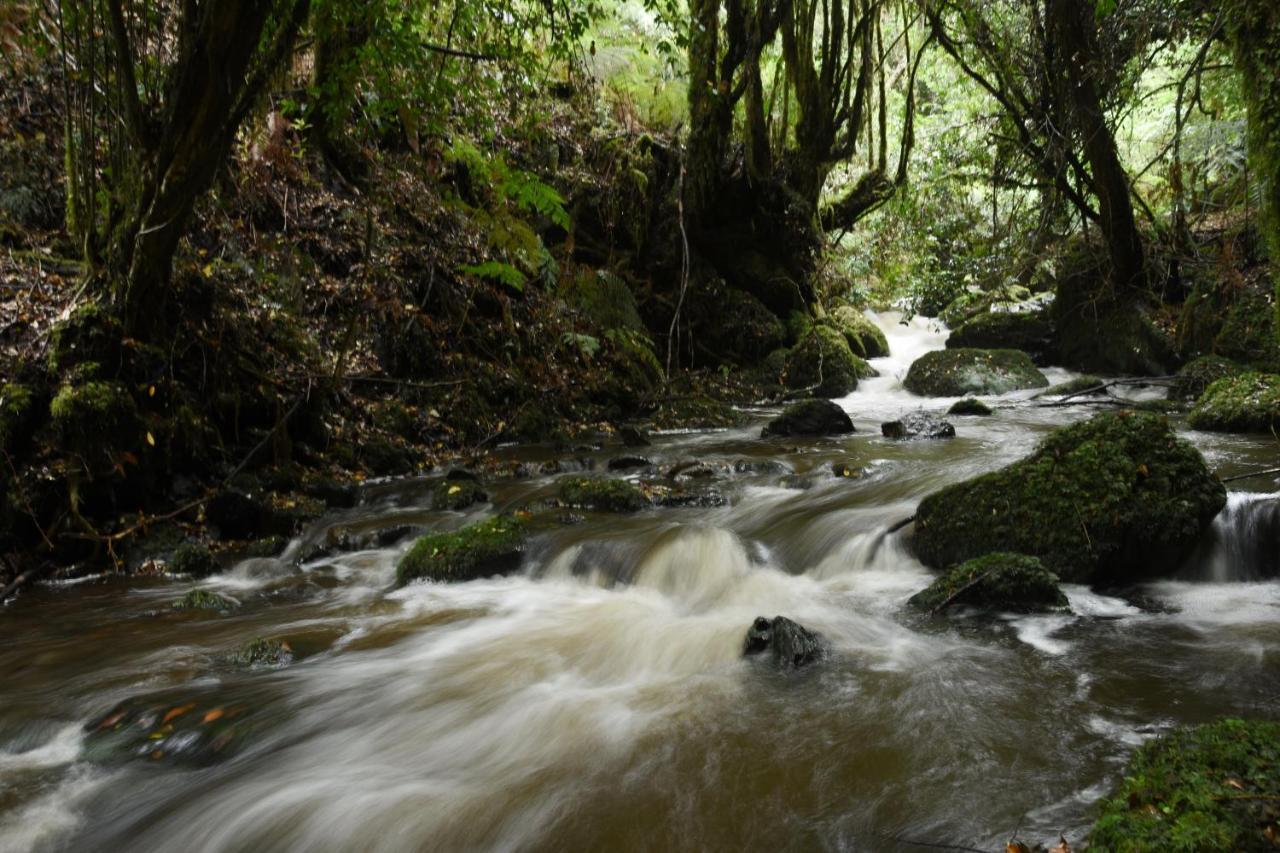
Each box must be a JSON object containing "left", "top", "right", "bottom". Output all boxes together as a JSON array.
[
  {"left": 694, "top": 285, "right": 785, "bottom": 363},
  {"left": 0, "top": 383, "right": 35, "bottom": 455},
  {"left": 1051, "top": 279, "right": 1174, "bottom": 375},
  {"left": 946, "top": 310, "right": 1053, "bottom": 360},
  {"left": 1173, "top": 356, "right": 1246, "bottom": 401},
  {"left": 49, "top": 380, "right": 139, "bottom": 453},
  {"left": 904, "top": 349, "right": 1048, "bottom": 397},
  {"left": 913, "top": 411, "right": 1226, "bottom": 584},
  {"left": 1189, "top": 372, "right": 1280, "bottom": 433},
  {"left": 558, "top": 476, "right": 649, "bottom": 512},
  {"left": 560, "top": 269, "right": 645, "bottom": 332},
  {"left": 46, "top": 301, "right": 122, "bottom": 375},
  {"left": 940, "top": 285, "right": 1032, "bottom": 327},
  {"left": 173, "top": 589, "right": 236, "bottom": 611},
  {"left": 231, "top": 637, "right": 293, "bottom": 667},
  {"left": 167, "top": 543, "right": 219, "bottom": 578},
  {"left": 827, "top": 306, "right": 889, "bottom": 359},
  {"left": 947, "top": 398, "right": 993, "bottom": 416},
  {"left": 1089, "top": 718, "right": 1280, "bottom": 852},
  {"left": 786, "top": 326, "right": 875, "bottom": 397},
  {"left": 908, "top": 553, "right": 1068, "bottom": 613},
  {"left": 396, "top": 515, "right": 527, "bottom": 586},
  {"left": 431, "top": 478, "right": 488, "bottom": 510}
]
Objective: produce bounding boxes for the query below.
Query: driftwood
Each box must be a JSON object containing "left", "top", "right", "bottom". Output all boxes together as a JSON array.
[
  {"left": 1035, "top": 375, "right": 1176, "bottom": 408},
  {"left": 1220, "top": 466, "right": 1280, "bottom": 484}
]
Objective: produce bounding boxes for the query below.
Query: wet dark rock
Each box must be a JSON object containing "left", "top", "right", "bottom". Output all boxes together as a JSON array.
[
  {"left": 84, "top": 691, "right": 270, "bottom": 767},
  {"left": 619, "top": 425, "right": 651, "bottom": 447},
  {"left": 430, "top": 478, "right": 488, "bottom": 511},
  {"left": 831, "top": 460, "right": 866, "bottom": 478},
  {"left": 904, "top": 348, "right": 1048, "bottom": 397},
  {"left": 913, "top": 411, "right": 1226, "bottom": 584},
  {"left": 243, "top": 535, "right": 288, "bottom": 559},
  {"left": 608, "top": 456, "right": 653, "bottom": 471},
  {"left": 396, "top": 516, "right": 527, "bottom": 586},
  {"left": 761, "top": 399, "right": 855, "bottom": 437},
  {"left": 908, "top": 553, "right": 1068, "bottom": 614},
  {"left": 167, "top": 543, "right": 219, "bottom": 578},
  {"left": 172, "top": 589, "right": 236, "bottom": 612},
  {"left": 230, "top": 637, "right": 294, "bottom": 668},
  {"left": 947, "top": 398, "right": 993, "bottom": 416},
  {"left": 743, "top": 616, "right": 824, "bottom": 669},
  {"left": 302, "top": 477, "right": 359, "bottom": 509},
  {"left": 733, "top": 459, "right": 793, "bottom": 476},
  {"left": 647, "top": 484, "right": 727, "bottom": 508},
  {"left": 881, "top": 412, "right": 956, "bottom": 440},
  {"left": 445, "top": 468, "right": 480, "bottom": 482},
  {"left": 668, "top": 461, "right": 720, "bottom": 481},
  {"left": 206, "top": 490, "right": 265, "bottom": 540}
]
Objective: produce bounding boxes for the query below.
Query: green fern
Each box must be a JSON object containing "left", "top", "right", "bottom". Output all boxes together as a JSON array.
[{"left": 460, "top": 261, "right": 526, "bottom": 292}]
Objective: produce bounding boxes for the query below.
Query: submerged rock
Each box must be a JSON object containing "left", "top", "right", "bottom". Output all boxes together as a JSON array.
[
  {"left": 1089, "top": 718, "right": 1280, "bottom": 852},
  {"left": 1188, "top": 372, "right": 1280, "bottom": 433},
  {"left": 607, "top": 455, "right": 652, "bottom": 471},
  {"left": 912, "top": 411, "right": 1226, "bottom": 584},
  {"left": 761, "top": 399, "right": 854, "bottom": 437},
  {"left": 881, "top": 412, "right": 956, "bottom": 440},
  {"left": 743, "top": 616, "right": 824, "bottom": 669},
  {"left": 558, "top": 476, "right": 650, "bottom": 512},
  {"left": 395, "top": 516, "right": 527, "bottom": 586},
  {"left": 904, "top": 348, "right": 1048, "bottom": 397},
  {"left": 947, "top": 398, "right": 992, "bottom": 416},
  {"left": 230, "top": 637, "right": 294, "bottom": 668},
  {"left": 946, "top": 310, "right": 1055, "bottom": 364},
  {"left": 172, "top": 589, "right": 236, "bottom": 612},
  {"left": 84, "top": 692, "right": 268, "bottom": 767},
  {"left": 908, "top": 553, "right": 1068, "bottom": 614},
  {"left": 430, "top": 478, "right": 488, "bottom": 511}
]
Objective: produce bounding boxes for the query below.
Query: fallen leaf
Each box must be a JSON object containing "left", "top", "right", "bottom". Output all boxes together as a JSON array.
[
  {"left": 202, "top": 708, "right": 225, "bottom": 724},
  {"left": 162, "top": 703, "right": 196, "bottom": 724},
  {"left": 145, "top": 431, "right": 156, "bottom": 447},
  {"left": 1049, "top": 835, "right": 1072, "bottom": 853}
]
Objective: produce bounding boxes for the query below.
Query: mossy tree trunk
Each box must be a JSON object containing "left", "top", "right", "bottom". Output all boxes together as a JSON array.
[
  {"left": 1227, "top": 0, "right": 1280, "bottom": 330},
  {"left": 1047, "top": 0, "right": 1145, "bottom": 293},
  {"left": 89, "top": 0, "right": 311, "bottom": 337}
]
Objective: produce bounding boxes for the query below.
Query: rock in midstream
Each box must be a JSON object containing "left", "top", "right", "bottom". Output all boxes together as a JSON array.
[{"left": 743, "top": 616, "right": 824, "bottom": 669}]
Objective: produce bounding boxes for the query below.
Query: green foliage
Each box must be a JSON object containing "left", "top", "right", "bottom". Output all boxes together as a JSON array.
[
  {"left": 914, "top": 411, "right": 1226, "bottom": 583},
  {"left": 460, "top": 260, "right": 526, "bottom": 292},
  {"left": 49, "top": 380, "right": 139, "bottom": 454},
  {"left": 1090, "top": 718, "right": 1280, "bottom": 852},
  {"left": 396, "top": 516, "right": 527, "bottom": 586}
]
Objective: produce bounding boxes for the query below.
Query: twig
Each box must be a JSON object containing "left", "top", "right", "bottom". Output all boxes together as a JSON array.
[
  {"left": 1048, "top": 376, "right": 1176, "bottom": 405},
  {"left": 928, "top": 569, "right": 995, "bottom": 616},
  {"left": 666, "top": 155, "right": 690, "bottom": 379},
  {"left": 1219, "top": 466, "right": 1280, "bottom": 484}
]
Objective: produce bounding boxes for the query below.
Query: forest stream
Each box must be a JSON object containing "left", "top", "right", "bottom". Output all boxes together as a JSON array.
[{"left": 2, "top": 312, "right": 1278, "bottom": 852}]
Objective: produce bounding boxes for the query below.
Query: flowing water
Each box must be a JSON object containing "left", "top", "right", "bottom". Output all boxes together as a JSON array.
[{"left": 2, "top": 313, "right": 1278, "bottom": 852}]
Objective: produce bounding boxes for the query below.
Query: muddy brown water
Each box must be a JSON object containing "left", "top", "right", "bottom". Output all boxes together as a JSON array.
[{"left": 2, "top": 313, "right": 1278, "bottom": 852}]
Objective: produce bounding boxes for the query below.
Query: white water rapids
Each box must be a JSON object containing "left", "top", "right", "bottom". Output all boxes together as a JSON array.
[{"left": 2, "top": 312, "right": 1277, "bottom": 853}]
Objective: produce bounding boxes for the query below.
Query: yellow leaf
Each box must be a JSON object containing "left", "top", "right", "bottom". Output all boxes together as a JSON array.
[
  {"left": 448, "top": 485, "right": 462, "bottom": 495},
  {"left": 148, "top": 385, "right": 156, "bottom": 397},
  {"left": 202, "top": 263, "right": 214, "bottom": 278},
  {"left": 146, "top": 431, "right": 156, "bottom": 447}
]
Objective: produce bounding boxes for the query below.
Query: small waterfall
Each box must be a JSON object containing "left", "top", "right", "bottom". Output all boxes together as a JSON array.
[{"left": 1184, "top": 492, "right": 1280, "bottom": 581}]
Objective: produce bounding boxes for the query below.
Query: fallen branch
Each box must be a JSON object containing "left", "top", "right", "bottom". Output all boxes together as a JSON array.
[
  {"left": 928, "top": 569, "right": 994, "bottom": 617},
  {"left": 0, "top": 558, "right": 53, "bottom": 604},
  {"left": 1048, "top": 375, "right": 1176, "bottom": 405},
  {"left": 1219, "top": 466, "right": 1280, "bottom": 484}
]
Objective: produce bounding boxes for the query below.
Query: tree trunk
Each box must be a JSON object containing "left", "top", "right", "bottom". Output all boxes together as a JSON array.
[
  {"left": 1228, "top": 0, "right": 1280, "bottom": 322},
  {"left": 1048, "top": 0, "right": 1145, "bottom": 292},
  {"left": 685, "top": 0, "right": 725, "bottom": 227}
]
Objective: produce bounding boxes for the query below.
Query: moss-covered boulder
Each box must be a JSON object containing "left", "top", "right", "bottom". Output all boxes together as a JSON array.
[
  {"left": 946, "top": 310, "right": 1055, "bottom": 364},
  {"left": 908, "top": 553, "right": 1068, "bottom": 614},
  {"left": 785, "top": 326, "right": 876, "bottom": 397},
  {"left": 173, "top": 589, "right": 236, "bottom": 612},
  {"left": 828, "top": 306, "right": 889, "bottom": 359},
  {"left": 1189, "top": 372, "right": 1280, "bottom": 433},
  {"left": 904, "top": 349, "right": 1048, "bottom": 397},
  {"left": 47, "top": 301, "right": 122, "bottom": 375},
  {"left": 49, "top": 380, "right": 139, "bottom": 455},
  {"left": 1045, "top": 375, "right": 1104, "bottom": 396},
  {"left": 947, "top": 398, "right": 992, "bottom": 416},
  {"left": 558, "top": 476, "right": 649, "bottom": 512},
  {"left": 913, "top": 411, "right": 1226, "bottom": 584},
  {"left": 761, "top": 399, "right": 855, "bottom": 437},
  {"left": 396, "top": 516, "right": 527, "bottom": 586},
  {"left": 940, "top": 285, "right": 1033, "bottom": 328},
  {"left": 167, "top": 543, "right": 219, "bottom": 578},
  {"left": 231, "top": 637, "right": 293, "bottom": 668},
  {"left": 1172, "top": 356, "right": 1246, "bottom": 401},
  {"left": 1089, "top": 718, "right": 1280, "bottom": 852},
  {"left": 560, "top": 269, "right": 645, "bottom": 331},
  {"left": 694, "top": 284, "right": 786, "bottom": 364},
  {"left": 1051, "top": 275, "right": 1174, "bottom": 375},
  {"left": 1178, "top": 277, "right": 1280, "bottom": 372}
]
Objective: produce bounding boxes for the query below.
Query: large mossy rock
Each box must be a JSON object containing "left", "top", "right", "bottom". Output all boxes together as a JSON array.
[
  {"left": 908, "top": 553, "right": 1068, "bottom": 614},
  {"left": 940, "top": 285, "right": 1033, "bottom": 328},
  {"left": 1178, "top": 277, "right": 1280, "bottom": 372},
  {"left": 692, "top": 283, "right": 786, "bottom": 364},
  {"left": 396, "top": 516, "right": 527, "bottom": 586},
  {"left": 1172, "top": 355, "right": 1246, "bottom": 401},
  {"left": 49, "top": 380, "right": 139, "bottom": 456},
  {"left": 761, "top": 399, "right": 855, "bottom": 437},
  {"left": 1051, "top": 271, "right": 1174, "bottom": 375},
  {"left": 1089, "top": 718, "right": 1280, "bottom": 852},
  {"left": 913, "top": 411, "right": 1226, "bottom": 584},
  {"left": 558, "top": 476, "right": 649, "bottom": 512},
  {"left": 560, "top": 269, "right": 645, "bottom": 332},
  {"left": 946, "top": 311, "right": 1055, "bottom": 364},
  {"left": 785, "top": 326, "right": 876, "bottom": 397},
  {"left": 827, "top": 306, "right": 889, "bottom": 359},
  {"left": 904, "top": 349, "right": 1048, "bottom": 397},
  {"left": 1188, "top": 372, "right": 1280, "bottom": 433}
]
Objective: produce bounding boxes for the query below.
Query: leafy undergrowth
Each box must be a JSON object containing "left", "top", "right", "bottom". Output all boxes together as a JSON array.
[{"left": 1090, "top": 718, "right": 1280, "bottom": 852}]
